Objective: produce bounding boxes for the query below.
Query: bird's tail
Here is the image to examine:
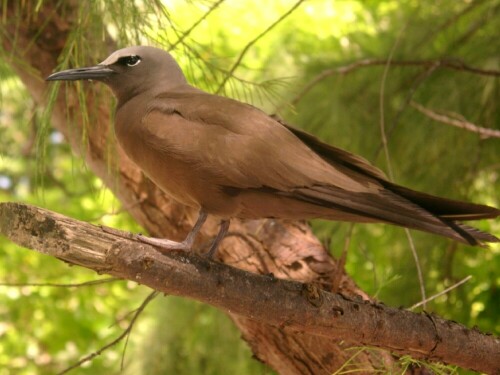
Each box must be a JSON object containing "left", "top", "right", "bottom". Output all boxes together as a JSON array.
[
  {"left": 292, "top": 184, "right": 499, "bottom": 246},
  {"left": 386, "top": 183, "right": 499, "bottom": 246}
]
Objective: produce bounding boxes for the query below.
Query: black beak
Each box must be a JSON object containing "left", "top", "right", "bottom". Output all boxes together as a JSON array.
[{"left": 46, "top": 65, "right": 116, "bottom": 81}]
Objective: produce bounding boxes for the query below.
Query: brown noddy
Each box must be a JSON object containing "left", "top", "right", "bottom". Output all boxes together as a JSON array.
[{"left": 46, "top": 46, "right": 500, "bottom": 257}]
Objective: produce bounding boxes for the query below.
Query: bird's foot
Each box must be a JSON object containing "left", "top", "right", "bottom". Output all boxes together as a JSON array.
[
  {"left": 202, "top": 243, "right": 218, "bottom": 260},
  {"left": 136, "top": 234, "right": 191, "bottom": 253}
]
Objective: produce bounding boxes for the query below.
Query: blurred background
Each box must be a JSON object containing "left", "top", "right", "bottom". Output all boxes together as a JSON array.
[{"left": 0, "top": 0, "right": 499, "bottom": 374}]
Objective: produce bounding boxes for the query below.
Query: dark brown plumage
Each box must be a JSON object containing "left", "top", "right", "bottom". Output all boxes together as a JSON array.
[{"left": 47, "top": 46, "right": 500, "bottom": 255}]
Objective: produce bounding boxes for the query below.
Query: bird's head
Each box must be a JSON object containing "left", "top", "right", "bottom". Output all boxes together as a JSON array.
[{"left": 46, "top": 46, "right": 187, "bottom": 103}]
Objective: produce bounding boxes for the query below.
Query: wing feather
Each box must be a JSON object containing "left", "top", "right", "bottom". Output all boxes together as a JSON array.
[{"left": 143, "top": 92, "right": 378, "bottom": 193}]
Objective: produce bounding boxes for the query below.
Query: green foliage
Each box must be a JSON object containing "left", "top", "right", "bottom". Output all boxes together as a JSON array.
[
  {"left": 0, "top": 0, "right": 498, "bottom": 374},
  {"left": 132, "top": 297, "right": 274, "bottom": 375}
]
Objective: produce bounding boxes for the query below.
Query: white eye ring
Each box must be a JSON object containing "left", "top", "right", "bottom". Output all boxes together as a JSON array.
[{"left": 126, "top": 56, "right": 141, "bottom": 67}]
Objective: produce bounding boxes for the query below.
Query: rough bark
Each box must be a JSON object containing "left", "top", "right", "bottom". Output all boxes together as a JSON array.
[
  {"left": 1, "top": 202, "right": 499, "bottom": 374},
  {"left": 2, "top": 1, "right": 496, "bottom": 374}
]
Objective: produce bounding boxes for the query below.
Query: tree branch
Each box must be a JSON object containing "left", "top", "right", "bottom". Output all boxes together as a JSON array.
[
  {"left": 215, "top": 0, "right": 304, "bottom": 94},
  {"left": 1, "top": 202, "right": 499, "bottom": 374},
  {"left": 169, "top": 0, "right": 225, "bottom": 50},
  {"left": 58, "top": 291, "right": 158, "bottom": 375},
  {"left": 288, "top": 58, "right": 500, "bottom": 108},
  {"left": 410, "top": 101, "right": 500, "bottom": 139}
]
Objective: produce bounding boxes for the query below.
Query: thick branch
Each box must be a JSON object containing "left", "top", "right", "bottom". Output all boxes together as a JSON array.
[{"left": 1, "top": 202, "right": 498, "bottom": 374}]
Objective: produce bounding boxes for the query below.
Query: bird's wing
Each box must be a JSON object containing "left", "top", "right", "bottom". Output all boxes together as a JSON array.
[
  {"left": 281, "top": 123, "right": 388, "bottom": 180},
  {"left": 142, "top": 91, "right": 379, "bottom": 193}
]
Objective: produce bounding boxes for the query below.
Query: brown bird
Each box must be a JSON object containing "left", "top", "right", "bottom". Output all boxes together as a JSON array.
[{"left": 46, "top": 46, "right": 500, "bottom": 257}]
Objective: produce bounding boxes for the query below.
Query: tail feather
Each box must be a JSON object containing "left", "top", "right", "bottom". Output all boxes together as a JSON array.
[
  {"left": 385, "top": 184, "right": 499, "bottom": 246},
  {"left": 444, "top": 221, "right": 499, "bottom": 246},
  {"left": 287, "top": 184, "right": 499, "bottom": 246},
  {"left": 386, "top": 183, "right": 500, "bottom": 220}
]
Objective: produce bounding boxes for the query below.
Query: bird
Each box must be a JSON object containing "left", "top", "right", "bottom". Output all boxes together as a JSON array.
[{"left": 46, "top": 45, "right": 500, "bottom": 258}]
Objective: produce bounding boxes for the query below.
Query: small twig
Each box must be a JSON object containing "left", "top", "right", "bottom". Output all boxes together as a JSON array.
[
  {"left": 89, "top": 207, "right": 128, "bottom": 222},
  {"left": 331, "top": 347, "right": 366, "bottom": 375},
  {"left": 410, "top": 276, "right": 472, "bottom": 310},
  {"left": 449, "top": 4, "right": 497, "bottom": 51},
  {"left": 331, "top": 224, "right": 354, "bottom": 293},
  {"left": 410, "top": 101, "right": 500, "bottom": 139},
  {"left": 163, "top": 33, "right": 284, "bottom": 96},
  {"left": 58, "top": 291, "right": 158, "bottom": 375},
  {"left": 0, "top": 277, "right": 119, "bottom": 288},
  {"left": 216, "top": 0, "right": 304, "bottom": 94},
  {"left": 379, "top": 27, "right": 427, "bottom": 307},
  {"left": 372, "top": 62, "right": 440, "bottom": 162},
  {"left": 415, "top": 0, "right": 486, "bottom": 50},
  {"left": 288, "top": 58, "right": 500, "bottom": 108},
  {"left": 346, "top": 58, "right": 500, "bottom": 76},
  {"left": 88, "top": 198, "right": 145, "bottom": 223},
  {"left": 404, "top": 228, "right": 426, "bottom": 310},
  {"left": 20, "top": 104, "right": 38, "bottom": 157},
  {"left": 379, "top": 54, "right": 398, "bottom": 181},
  {"left": 169, "top": 0, "right": 225, "bottom": 50}
]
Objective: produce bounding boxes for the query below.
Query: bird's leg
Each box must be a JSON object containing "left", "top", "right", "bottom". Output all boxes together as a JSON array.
[
  {"left": 182, "top": 210, "right": 208, "bottom": 248},
  {"left": 137, "top": 210, "right": 207, "bottom": 251},
  {"left": 205, "top": 219, "right": 230, "bottom": 259}
]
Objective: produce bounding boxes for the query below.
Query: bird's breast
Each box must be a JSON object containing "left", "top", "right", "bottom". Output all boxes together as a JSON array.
[
  {"left": 115, "top": 127, "right": 197, "bottom": 207},
  {"left": 113, "top": 104, "right": 238, "bottom": 216}
]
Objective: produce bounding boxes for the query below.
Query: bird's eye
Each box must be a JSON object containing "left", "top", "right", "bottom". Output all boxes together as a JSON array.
[{"left": 120, "top": 55, "right": 141, "bottom": 67}]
